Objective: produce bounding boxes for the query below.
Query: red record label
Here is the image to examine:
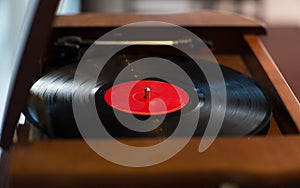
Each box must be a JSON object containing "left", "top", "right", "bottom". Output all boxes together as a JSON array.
[{"left": 104, "top": 80, "right": 189, "bottom": 115}]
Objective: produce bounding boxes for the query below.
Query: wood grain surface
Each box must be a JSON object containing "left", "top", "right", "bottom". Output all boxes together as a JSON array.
[
  {"left": 245, "top": 35, "right": 300, "bottom": 132},
  {"left": 9, "top": 136, "right": 300, "bottom": 187},
  {"left": 53, "top": 10, "right": 265, "bottom": 28},
  {"left": 260, "top": 27, "right": 300, "bottom": 101}
]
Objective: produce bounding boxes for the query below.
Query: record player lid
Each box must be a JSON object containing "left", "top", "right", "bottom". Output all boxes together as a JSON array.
[{"left": 0, "top": 0, "right": 59, "bottom": 150}]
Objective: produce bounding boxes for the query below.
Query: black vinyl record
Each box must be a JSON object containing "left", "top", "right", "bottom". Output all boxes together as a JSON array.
[{"left": 24, "top": 54, "right": 272, "bottom": 138}]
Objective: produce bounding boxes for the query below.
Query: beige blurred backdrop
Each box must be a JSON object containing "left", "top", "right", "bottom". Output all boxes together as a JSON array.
[{"left": 58, "top": 0, "right": 300, "bottom": 26}]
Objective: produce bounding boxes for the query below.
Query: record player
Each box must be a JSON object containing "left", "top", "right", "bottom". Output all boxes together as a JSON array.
[{"left": 2, "top": 1, "right": 300, "bottom": 187}]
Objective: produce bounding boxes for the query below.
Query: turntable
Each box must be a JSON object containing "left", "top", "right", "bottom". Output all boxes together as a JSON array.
[{"left": 3, "top": 3, "right": 300, "bottom": 188}]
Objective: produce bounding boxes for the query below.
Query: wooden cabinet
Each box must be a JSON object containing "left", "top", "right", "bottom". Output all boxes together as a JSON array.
[{"left": 8, "top": 11, "right": 300, "bottom": 187}]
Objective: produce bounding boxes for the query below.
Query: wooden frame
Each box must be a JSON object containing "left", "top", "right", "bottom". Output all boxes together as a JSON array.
[{"left": 8, "top": 11, "right": 300, "bottom": 187}]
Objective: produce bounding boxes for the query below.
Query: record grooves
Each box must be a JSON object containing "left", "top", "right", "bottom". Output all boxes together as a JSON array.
[{"left": 25, "top": 54, "right": 272, "bottom": 138}]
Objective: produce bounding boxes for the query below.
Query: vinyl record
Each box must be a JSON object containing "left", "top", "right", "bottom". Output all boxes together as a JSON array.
[{"left": 24, "top": 54, "right": 272, "bottom": 138}]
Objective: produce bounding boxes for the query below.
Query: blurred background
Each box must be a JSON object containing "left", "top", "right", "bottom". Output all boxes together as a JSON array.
[{"left": 57, "top": 0, "right": 300, "bottom": 26}]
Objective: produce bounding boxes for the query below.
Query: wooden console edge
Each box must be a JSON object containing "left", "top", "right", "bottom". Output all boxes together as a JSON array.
[
  {"left": 244, "top": 35, "right": 300, "bottom": 131},
  {"left": 8, "top": 136, "right": 300, "bottom": 187}
]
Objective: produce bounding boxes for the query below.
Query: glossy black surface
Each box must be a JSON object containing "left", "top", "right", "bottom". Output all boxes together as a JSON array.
[{"left": 25, "top": 52, "right": 271, "bottom": 138}]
